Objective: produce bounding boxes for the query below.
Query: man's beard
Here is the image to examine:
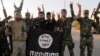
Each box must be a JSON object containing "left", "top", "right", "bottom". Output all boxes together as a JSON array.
[
  {"left": 61, "top": 15, "right": 66, "bottom": 18},
  {"left": 84, "top": 16, "right": 89, "bottom": 19},
  {"left": 38, "top": 17, "right": 45, "bottom": 20},
  {"left": 15, "top": 17, "right": 22, "bottom": 21}
]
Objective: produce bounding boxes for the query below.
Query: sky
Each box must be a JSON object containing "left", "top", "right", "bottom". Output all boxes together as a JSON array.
[{"left": 0, "top": 0, "right": 99, "bottom": 20}]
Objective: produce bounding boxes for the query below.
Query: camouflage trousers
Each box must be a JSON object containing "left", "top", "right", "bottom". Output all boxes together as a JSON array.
[
  {"left": 60, "top": 36, "right": 74, "bottom": 56},
  {"left": 80, "top": 35, "right": 93, "bottom": 56}
]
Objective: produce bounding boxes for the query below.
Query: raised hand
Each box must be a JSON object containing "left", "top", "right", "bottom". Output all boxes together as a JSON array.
[
  {"left": 57, "top": 13, "right": 60, "bottom": 19},
  {"left": 77, "top": 2, "right": 81, "bottom": 9},
  {"left": 19, "top": 0, "right": 24, "bottom": 10},
  {"left": 76, "top": 2, "right": 81, "bottom": 19},
  {"left": 38, "top": 7, "right": 41, "bottom": 12},
  {"left": 70, "top": 1, "right": 73, "bottom": 9},
  {"left": 52, "top": 12, "right": 55, "bottom": 18},
  {"left": 42, "top": 4, "right": 45, "bottom": 14},
  {"left": 42, "top": 4, "right": 44, "bottom": 11},
  {"left": 14, "top": 3, "right": 17, "bottom": 9}
]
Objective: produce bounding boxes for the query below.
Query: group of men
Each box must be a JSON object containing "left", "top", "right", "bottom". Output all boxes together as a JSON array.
[{"left": 0, "top": 0, "right": 99, "bottom": 56}]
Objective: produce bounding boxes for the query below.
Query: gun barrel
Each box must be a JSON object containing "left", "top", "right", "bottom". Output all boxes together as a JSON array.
[
  {"left": 95, "top": 2, "right": 100, "bottom": 12},
  {"left": 1, "top": 0, "right": 4, "bottom": 9},
  {"left": 3, "top": 9, "right": 7, "bottom": 18},
  {"left": 1, "top": 0, "right": 7, "bottom": 18},
  {"left": 91, "top": 8, "right": 95, "bottom": 18}
]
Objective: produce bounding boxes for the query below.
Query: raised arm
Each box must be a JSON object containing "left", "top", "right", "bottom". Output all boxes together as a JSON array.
[
  {"left": 70, "top": 2, "right": 81, "bottom": 19},
  {"left": 14, "top": 0, "right": 24, "bottom": 12},
  {"left": 14, "top": 3, "right": 17, "bottom": 9},
  {"left": 37, "top": 7, "right": 41, "bottom": 13},
  {"left": 42, "top": 4, "right": 45, "bottom": 15},
  {"left": 57, "top": 13, "right": 60, "bottom": 19},
  {"left": 19, "top": 0, "right": 24, "bottom": 11},
  {"left": 76, "top": 3, "right": 81, "bottom": 19},
  {"left": 70, "top": 2, "right": 75, "bottom": 17}
]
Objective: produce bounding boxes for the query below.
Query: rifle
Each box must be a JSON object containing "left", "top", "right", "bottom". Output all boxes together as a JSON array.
[
  {"left": 94, "top": 2, "right": 100, "bottom": 18},
  {"left": 0, "top": 1, "right": 12, "bottom": 56},
  {"left": 1, "top": 0, "right": 7, "bottom": 19},
  {"left": 91, "top": 2, "right": 100, "bottom": 34},
  {"left": 91, "top": 8, "right": 95, "bottom": 18},
  {"left": 95, "top": 2, "right": 100, "bottom": 13}
]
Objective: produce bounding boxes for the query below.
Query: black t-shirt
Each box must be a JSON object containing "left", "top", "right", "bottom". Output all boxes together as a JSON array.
[{"left": 39, "top": 19, "right": 57, "bottom": 31}]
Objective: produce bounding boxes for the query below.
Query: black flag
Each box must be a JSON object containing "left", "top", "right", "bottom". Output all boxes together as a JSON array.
[{"left": 26, "top": 29, "right": 63, "bottom": 56}]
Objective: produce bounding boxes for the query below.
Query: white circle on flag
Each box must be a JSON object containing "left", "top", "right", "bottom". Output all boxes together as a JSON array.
[{"left": 38, "top": 34, "right": 53, "bottom": 49}]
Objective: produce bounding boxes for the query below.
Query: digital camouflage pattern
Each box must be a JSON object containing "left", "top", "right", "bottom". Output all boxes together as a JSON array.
[
  {"left": 77, "top": 17, "right": 97, "bottom": 56},
  {"left": 57, "top": 17, "right": 74, "bottom": 56}
]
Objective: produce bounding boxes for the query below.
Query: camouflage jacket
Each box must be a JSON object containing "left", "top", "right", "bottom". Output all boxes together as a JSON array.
[
  {"left": 77, "top": 17, "right": 97, "bottom": 36},
  {"left": 57, "top": 17, "right": 74, "bottom": 36},
  {"left": 24, "top": 19, "right": 32, "bottom": 31}
]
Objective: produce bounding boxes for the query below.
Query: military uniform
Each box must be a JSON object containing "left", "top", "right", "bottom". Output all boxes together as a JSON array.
[
  {"left": 24, "top": 19, "right": 31, "bottom": 29},
  {"left": 24, "top": 19, "right": 31, "bottom": 55},
  {"left": 77, "top": 17, "right": 96, "bottom": 56},
  {"left": 57, "top": 17, "right": 74, "bottom": 56}
]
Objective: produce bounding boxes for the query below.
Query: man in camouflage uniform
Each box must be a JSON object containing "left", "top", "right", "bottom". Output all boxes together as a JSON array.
[
  {"left": 77, "top": 10, "right": 97, "bottom": 56},
  {"left": 57, "top": 3, "right": 81, "bottom": 56},
  {"left": 24, "top": 11, "right": 32, "bottom": 31},
  {"left": 24, "top": 11, "right": 31, "bottom": 56}
]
